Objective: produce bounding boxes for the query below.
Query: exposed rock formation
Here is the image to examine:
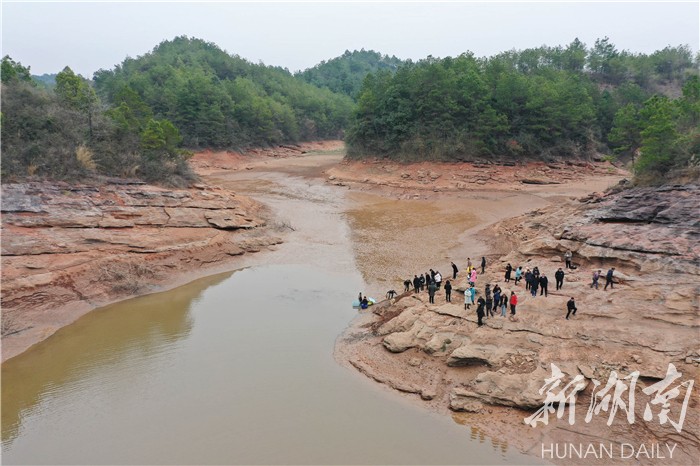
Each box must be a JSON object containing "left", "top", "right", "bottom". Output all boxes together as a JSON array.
[
  {"left": 1, "top": 181, "right": 281, "bottom": 361},
  {"left": 337, "top": 184, "right": 700, "bottom": 465},
  {"left": 325, "top": 158, "right": 627, "bottom": 193}
]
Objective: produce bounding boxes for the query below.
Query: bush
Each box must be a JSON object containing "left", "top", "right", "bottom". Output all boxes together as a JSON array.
[{"left": 101, "top": 261, "right": 156, "bottom": 295}]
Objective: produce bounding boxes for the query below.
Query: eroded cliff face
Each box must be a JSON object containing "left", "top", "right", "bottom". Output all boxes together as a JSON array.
[
  {"left": 337, "top": 184, "right": 700, "bottom": 465},
  {"left": 1, "top": 181, "right": 281, "bottom": 361}
]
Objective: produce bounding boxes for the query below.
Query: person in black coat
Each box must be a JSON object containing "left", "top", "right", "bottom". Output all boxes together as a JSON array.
[
  {"left": 413, "top": 275, "right": 420, "bottom": 293},
  {"left": 555, "top": 268, "right": 565, "bottom": 290},
  {"left": 566, "top": 297, "right": 577, "bottom": 319},
  {"left": 539, "top": 274, "right": 549, "bottom": 297},
  {"left": 445, "top": 280, "right": 452, "bottom": 302},
  {"left": 484, "top": 284, "right": 493, "bottom": 318},
  {"left": 451, "top": 262, "right": 459, "bottom": 280},
  {"left": 604, "top": 267, "right": 615, "bottom": 290},
  {"left": 505, "top": 263, "right": 512, "bottom": 282},
  {"left": 530, "top": 274, "right": 539, "bottom": 297},
  {"left": 476, "top": 297, "right": 486, "bottom": 327},
  {"left": 481, "top": 257, "right": 486, "bottom": 274}
]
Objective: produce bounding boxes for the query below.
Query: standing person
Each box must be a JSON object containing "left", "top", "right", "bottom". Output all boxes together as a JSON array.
[
  {"left": 514, "top": 266, "right": 522, "bottom": 285},
  {"left": 435, "top": 270, "right": 443, "bottom": 290},
  {"left": 469, "top": 283, "right": 476, "bottom": 306},
  {"left": 591, "top": 269, "right": 601, "bottom": 289},
  {"left": 539, "top": 274, "right": 549, "bottom": 297},
  {"left": 505, "top": 263, "right": 513, "bottom": 283},
  {"left": 509, "top": 292, "right": 518, "bottom": 318},
  {"left": 470, "top": 268, "right": 477, "bottom": 286},
  {"left": 428, "top": 281, "right": 437, "bottom": 304},
  {"left": 566, "top": 297, "right": 577, "bottom": 319},
  {"left": 500, "top": 293, "right": 508, "bottom": 317},
  {"left": 555, "top": 268, "right": 565, "bottom": 290},
  {"left": 484, "top": 284, "right": 493, "bottom": 318},
  {"left": 464, "top": 286, "right": 472, "bottom": 310},
  {"left": 481, "top": 256, "right": 486, "bottom": 274},
  {"left": 445, "top": 280, "right": 452, "bottom": 302},
  {"left": 476, "top": 296, "right": 486, "bottom": 327},
  {"left": 430, "top": 269, "right": 436, "bottom": 282},
  {"left": 530, "top": 274, "right": 539, "bottom": 297},
  {"left": 467, "top": 257, "right": 472, "bottom": 270},
  {"left": 525, "top": 269, "right": 532, "bottom": 291},
  {"left": 604, "top": 267, "right": 615, "bottom": 290},
  {"left": 565, "top": 250, "right": 573, "bottom": 269},
  {"left": 404, "top": 279, "right": 411, "bottom": 293},
  {"left": 493, "top": 285, "right": 502, "bottom": 313},
  {"left": 413, "top": 275, "right": 420, "bottom": 293},
  {"left": 358, "top": 292, "right": 363, "bottom": 303},
  {"left": 424, "top": 272, "right": 431, "bottom": 291},
  {"left": 451, "top": 261, "right": 459, "bottom": 280}
]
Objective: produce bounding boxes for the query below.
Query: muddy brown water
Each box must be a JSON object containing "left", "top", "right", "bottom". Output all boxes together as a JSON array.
[{"left": 2, "top": 156, "right": 545, "bottom": 464}]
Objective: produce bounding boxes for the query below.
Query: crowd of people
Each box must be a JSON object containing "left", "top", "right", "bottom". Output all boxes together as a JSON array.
[{"left": 395, "top": 250, "right": 617, "bottom": 326}]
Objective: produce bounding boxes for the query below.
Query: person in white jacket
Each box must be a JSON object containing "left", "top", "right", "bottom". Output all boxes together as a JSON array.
[{"left": 464, "top": 286, "right": 472, "bottom": 310}]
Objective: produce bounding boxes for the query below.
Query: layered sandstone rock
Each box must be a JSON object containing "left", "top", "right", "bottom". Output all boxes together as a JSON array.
[
  {"left": 325, "top": 158, "right": 628, "bottom": 193},
  {"left": 337, "top": 184, "right": 700, "bottom": 465},
  {"left": 1, "top": 181, "right": 281, "bottom": 361}
]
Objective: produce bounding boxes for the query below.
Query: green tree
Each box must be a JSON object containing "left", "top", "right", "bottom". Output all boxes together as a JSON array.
[
  {"left": 141, "top": 118, "right": 181, "bottom": 154},
  {"left": 608, "top": 104, "right": 642, "bottom": 155},
  {"left": 1, "top": 56, "right": 33, "bottom": 84},
  {"left": 55, "top": 66, "right": 99, "bottom": 137},
  {"left": 563, "top": 38, "right": 587, "bottom": 72},
  {"left": 588, "top": 37, "right": 618, "bottom": 75},
  {"left": 678, "top": 75, "right": 700, "bottom": 127},
  {"left": 635, "top": 96, "right": 680, "bottom": 176},
  {"left": 650, "top": 45, "right": 694, "bottom": 82}
]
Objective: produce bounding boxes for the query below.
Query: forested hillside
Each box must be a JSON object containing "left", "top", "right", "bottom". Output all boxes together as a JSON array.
[
  {"left": 94, "top": 36, "right": 355, "bottom": 148},
  {"left": 2, "top": 37, "right": 698, "bottom": 186},
  {"left": 346, "top": 39, "right": 699, "bottom": 183},
  {"left": 2, "top": 56, "right": 193, "bottom": 184},
  {"left": 31, "top": 73, "right": 57, "bottom": 89},
  {"left": 296, "top": 50, "right": 404, "bottom": 99}
]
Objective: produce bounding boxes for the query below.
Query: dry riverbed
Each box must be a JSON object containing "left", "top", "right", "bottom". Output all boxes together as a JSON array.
[{"left": 3, "top": 140, "right": 697, "bottom": 465}]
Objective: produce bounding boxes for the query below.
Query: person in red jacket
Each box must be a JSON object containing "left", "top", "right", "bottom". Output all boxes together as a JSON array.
[{"left": 509, "top": 292, "right": 518, "bottom": 317}]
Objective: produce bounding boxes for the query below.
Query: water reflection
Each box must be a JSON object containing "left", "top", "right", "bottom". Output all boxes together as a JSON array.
[
  {"left": 1, "top": 272, "right": 230, "bottom": 446},
  {"left": 1, "top": 255, "right": 540, "bottom": 464}
]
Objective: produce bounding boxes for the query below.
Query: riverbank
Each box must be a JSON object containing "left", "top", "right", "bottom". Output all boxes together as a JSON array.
[
  {"left": 0, "top": 180, "right": 284, "bottom": 362},
  {"left": 335, "top": 183, "right": 700, "bottom": 465},
  {"left": 1, "top": 141, "right": 350, "bottom": 362}
]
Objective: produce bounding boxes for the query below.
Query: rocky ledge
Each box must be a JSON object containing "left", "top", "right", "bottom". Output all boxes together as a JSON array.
[
  {"left": 1, "top": 181, "right": 282, "bottom": 361},
  {"left": 336, "top": 184, "right": 699, "bottom": 465}
]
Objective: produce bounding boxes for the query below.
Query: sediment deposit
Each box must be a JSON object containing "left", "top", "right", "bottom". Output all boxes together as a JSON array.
[{"left": 336, "top": 183, "right": 700, "bottom": 465}]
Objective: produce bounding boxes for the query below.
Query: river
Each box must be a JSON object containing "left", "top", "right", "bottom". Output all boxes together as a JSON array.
[{"left": 2, "top": 156, "right": 540, "bottom": 464}]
